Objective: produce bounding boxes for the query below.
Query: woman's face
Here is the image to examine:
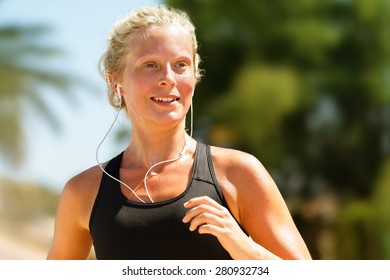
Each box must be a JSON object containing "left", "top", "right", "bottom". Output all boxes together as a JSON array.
[{"left": 120, "top": 24, "right": 196, "bottom": 132}]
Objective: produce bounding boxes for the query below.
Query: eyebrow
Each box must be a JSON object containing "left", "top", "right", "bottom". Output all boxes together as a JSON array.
[{"left": 135, "top": 54, "right": 193, "bottom": 63}]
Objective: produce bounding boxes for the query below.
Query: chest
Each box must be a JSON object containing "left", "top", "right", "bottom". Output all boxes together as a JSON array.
[
  {"left": 119, "top": 159, "right": 193, "bottom": 203},
  {"left": 89, "top": 176, "right": 231, "bottom": 260}
]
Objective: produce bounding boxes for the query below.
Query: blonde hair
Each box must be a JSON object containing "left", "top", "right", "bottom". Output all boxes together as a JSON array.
[{"left": 100, "top": 5, "right": 203, "bottom": 109}]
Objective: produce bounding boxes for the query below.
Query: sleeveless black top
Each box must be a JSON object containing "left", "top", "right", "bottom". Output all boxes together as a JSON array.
[{"left": 89, "top": 143, "right": 232, "bottom": 260}]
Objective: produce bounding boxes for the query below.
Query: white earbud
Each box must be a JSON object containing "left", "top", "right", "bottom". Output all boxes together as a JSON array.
[
  {"left": 115, "top": 83, "right": 122, "bottom": 109},
  {"left": 116, "top": 84, "right": 122, "bottom": 98}
]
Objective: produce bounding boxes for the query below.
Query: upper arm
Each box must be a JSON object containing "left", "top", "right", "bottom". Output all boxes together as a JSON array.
[
  {"left": 47, "top": 170, "right": 99, "bottom": 259},
  {"left": 213, "top": 148, "right": 311, "bottom": 260}
]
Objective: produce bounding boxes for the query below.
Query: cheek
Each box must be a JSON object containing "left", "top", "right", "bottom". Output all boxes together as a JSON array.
[
  {"left": 124, "top": 76, "right": 154, "bottom": 97},
  {"left": 177, "top": 75, "right": 196, "bottom": 96}
]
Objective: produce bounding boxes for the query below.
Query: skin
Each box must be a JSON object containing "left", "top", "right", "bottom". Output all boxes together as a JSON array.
[{"left": 47, "top": 23, "right": 311, "bottom": 260}]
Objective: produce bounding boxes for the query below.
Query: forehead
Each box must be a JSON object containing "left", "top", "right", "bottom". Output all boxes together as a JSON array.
[{"left": 129, "top": 24, "right": 194, "bottom": 59}]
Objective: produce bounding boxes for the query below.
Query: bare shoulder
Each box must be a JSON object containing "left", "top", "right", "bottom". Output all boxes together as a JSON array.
[
  {"left": 59, "top": 164, "right": 104, "bottom": 225},
  {"left": 48, "top": 164, "right": 104, "bottom": 259},
  {"left": 209, "top": 145, "right": 274, "bottom": 189},
  {"left": 63, "top": 164, "right": 103, "bottom": 198},
  {"left": 209, "top": 146, "right": 277, "bottom": 221}
]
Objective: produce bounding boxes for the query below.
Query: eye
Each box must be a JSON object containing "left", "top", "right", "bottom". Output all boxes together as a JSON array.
[
  {"left": 144, "top": 62, "right": 157, "bottom": 68},
  {"left": 176, "top": 61, "right": 188, "bottom": 68}
]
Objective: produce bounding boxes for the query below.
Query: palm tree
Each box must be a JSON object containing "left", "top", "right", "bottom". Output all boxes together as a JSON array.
[{"left": 0, "top": 24, "right": 91, "bottom": 166}]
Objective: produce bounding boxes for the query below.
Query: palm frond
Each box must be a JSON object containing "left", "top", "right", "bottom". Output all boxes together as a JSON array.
[{"left": 0, "top": 23, "right": 98, "bottom": 166}]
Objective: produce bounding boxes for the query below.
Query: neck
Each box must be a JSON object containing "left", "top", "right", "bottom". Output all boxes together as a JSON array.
[{"left": 125, "top": 124, "right": 191, "bottom": 169}]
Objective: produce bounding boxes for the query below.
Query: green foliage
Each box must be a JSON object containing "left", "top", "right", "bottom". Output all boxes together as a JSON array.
[
  {"left": 371, "top": 157, "right": 390, "bottom": 259},
  {"left": 210, "top": 64, "right": 301, "bottom": 165},
  {"left": 334, "top": 200, "right": 379, "bottom": 259},
  {"left": 333, "top": 158, "right": 390, "bottom": 259}
]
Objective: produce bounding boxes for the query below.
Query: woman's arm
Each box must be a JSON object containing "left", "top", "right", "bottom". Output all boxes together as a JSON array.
[
  {"left": 183, "top": 147, "right": 311, "bottom": 260},
  {"left": 47, "top": 168, "right": 100, "bottom": 260}
]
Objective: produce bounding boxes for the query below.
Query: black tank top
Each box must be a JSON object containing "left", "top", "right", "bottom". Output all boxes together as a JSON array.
[{"left": 89, "top": 143, "right": 232, "bottom": 260}]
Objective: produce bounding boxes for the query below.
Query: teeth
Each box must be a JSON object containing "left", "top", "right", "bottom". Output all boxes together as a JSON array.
[{"left": 152, "top": 97, "right": 178, "bottom": 102}]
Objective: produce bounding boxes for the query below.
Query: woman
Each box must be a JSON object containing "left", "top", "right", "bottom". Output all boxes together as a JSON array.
[{"left": 47, "top": 5, "right": 311, "bottom": 260}]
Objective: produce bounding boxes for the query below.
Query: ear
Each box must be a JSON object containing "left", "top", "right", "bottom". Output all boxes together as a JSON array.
[
  {"left": 106, "top": 73, "right": 121, "bottom": 89},
  {"left": 106, "top": 73, "right": 114, "bottom": 85}
]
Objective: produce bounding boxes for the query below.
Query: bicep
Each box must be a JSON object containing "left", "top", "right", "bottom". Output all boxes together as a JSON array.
[
  {"left": 242, "top": 186, "right": 308, "bottom": 259},
  {"left": 234, "top": 157, "right": 311, "bottom": 259}
]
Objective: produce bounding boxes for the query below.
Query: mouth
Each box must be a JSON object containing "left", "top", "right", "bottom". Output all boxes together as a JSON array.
[{"left": 151, "top": 97, "right": 179, "bottom": 103}]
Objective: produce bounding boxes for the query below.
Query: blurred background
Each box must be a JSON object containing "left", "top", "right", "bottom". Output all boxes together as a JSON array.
[{"left": 0, "top": 0, "right": 389, "bottom": 260}]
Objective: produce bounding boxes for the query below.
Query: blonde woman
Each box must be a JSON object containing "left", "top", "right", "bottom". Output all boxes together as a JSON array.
[{"left": 47, "top": 5, "right": 311, "bottom": 260}]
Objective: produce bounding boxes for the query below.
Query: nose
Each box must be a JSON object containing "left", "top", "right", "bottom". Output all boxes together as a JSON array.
[{"left": 158, "top": 65, "right": 176, "bottom": 87}]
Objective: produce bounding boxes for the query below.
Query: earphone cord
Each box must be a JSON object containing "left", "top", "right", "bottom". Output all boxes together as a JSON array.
[
  {"left": 95, "top": 109, "right": 148, "bottom": 203},
  {"left": 95, "top": 101, "right": 194, "bottom": 204}
]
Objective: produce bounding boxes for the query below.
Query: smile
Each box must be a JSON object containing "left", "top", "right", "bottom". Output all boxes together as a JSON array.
[{"left": 151, "top": 97, "right": 179, "bottom": 102}]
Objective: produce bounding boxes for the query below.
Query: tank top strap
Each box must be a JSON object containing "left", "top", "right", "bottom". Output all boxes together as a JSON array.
[
  {"left": 104, "top": 151, "right": 123, "bottom": 178},
  {"left": 193, "top": 143, "right": 226, "bottom": 205},
  {"left": 193, "top": 143, "right": 213, "bottom": 183}
]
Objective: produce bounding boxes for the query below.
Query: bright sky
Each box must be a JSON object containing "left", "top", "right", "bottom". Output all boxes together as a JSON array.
[{"left": 0, "top": 0, "right": 160, "bottom": 191}]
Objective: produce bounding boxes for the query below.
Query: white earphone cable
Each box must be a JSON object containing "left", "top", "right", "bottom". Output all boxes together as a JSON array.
[{"left": 95, "top": 108, "right": 148, "bottom": 203}]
